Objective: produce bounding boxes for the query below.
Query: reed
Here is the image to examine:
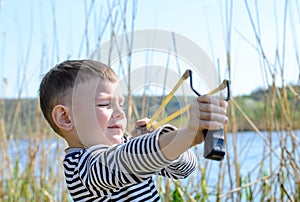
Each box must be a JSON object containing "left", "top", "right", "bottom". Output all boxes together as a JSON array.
[
  {"left": 0, "top": 98, "right": 67, "bottom": 201},
  {"left": 1, "top": 0, "right": 299, "bottom": 201}
]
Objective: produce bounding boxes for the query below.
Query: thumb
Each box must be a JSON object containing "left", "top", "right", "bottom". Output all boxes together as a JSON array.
[{"left": 135, "top": 118, "right": 150, "bottom": 127}]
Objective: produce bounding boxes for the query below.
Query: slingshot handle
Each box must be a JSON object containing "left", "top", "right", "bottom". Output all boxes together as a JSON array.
[{"left": 203, "top": 128, "right": 226, "bottom": 161}]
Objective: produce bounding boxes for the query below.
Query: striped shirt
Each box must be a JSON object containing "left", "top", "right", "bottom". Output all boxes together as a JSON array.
[{"left": 63, "top": 125, "right": 197, "bottom": 201}]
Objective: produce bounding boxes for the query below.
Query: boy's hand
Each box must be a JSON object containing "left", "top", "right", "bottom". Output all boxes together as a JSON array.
[
  {"left": 187, "top": 95, "right": 229, "bottom": 146},
  {"left": 131, "top": 118, "right": 151, "bottom": 137}
]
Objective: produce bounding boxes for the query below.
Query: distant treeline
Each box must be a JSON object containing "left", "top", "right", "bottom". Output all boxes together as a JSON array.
[{"left": 232, "top": 85, "right": 300, "bottom": 131}]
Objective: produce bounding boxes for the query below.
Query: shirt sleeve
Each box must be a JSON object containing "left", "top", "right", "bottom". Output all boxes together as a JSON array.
[
  {"left": 156, "top": 149, "right": 197, "bottom": 179},
  {"left": 77, "top": 125, "right": 179, "bottom": 193},
  {"left": 155, "top": 125, "right": 197, "bottom": 179}
]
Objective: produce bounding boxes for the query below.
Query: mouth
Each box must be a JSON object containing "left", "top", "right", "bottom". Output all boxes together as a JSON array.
[{"left": 108, "top": 124, "right": 123, "bottom": 131}]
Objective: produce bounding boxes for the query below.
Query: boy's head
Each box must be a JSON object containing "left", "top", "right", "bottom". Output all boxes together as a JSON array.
[{"left": 39, "top": 60, "right": 126, "bottom": 147}]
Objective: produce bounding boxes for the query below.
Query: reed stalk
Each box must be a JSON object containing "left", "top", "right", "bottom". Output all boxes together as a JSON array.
[{"left": 1, "top": 0, "right": 300, "bottom": 201}]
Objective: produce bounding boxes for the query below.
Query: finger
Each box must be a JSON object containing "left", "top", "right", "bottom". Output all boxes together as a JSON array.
[
  {"left": 131, "top": 130, "right": 138, "bottom": 137},
  {"left": 219, "top": 100, "right": 228, "bottom": 109},
  {"left": 131, "top": 127, "right": 145, "bottom": 137},
  {"left": 199, "top": 120, "right": 224, "bottom": 130},
  {"left": 197, "top": 95, "right": 221, "bottom": 105},
  {"left": 199, "top": 103, "right": 227, "bottom": 115},
  {"left": 135, "top": 118, "right": 150, "bottom": 127},
  {"left": 197, "top": 95, "right": 228, "bottom": 110},
  {"left": 199, "top": 112, "right": 228, "bottom": 123}
]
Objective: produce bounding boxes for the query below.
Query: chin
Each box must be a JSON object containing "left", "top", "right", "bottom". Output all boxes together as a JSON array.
[
  {"left": 108, "top": 134, "right": 123, "bottom": 145},
  {"left": 110, "top": 139, "right": 122, "bottom": 145}
]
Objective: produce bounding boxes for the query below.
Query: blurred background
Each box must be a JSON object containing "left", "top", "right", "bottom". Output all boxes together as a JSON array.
[{"left": 0, "top": 0, "right": 299, "bottom": 201}]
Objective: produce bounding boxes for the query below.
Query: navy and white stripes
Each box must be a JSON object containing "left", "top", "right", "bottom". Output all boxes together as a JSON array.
[{"left": 63, "top": 125, "right": 197, "bottom": 201}]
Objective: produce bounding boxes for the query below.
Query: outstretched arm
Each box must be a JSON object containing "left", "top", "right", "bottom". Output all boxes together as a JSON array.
[{"left": 131, "top": 119, "right": 197, "bottom": 179}]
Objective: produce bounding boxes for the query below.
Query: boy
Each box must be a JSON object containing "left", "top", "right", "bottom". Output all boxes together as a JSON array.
[{"left": 39, "top": 60, "right": 228, "bottom": 201}]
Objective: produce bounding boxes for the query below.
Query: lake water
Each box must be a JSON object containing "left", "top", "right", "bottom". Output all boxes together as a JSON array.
[
  {"left": 188, "top": 130, "right": 299, "bottom": 200},
  {"left": 3, "top": 130, "right": 299, "bottom": 201}
]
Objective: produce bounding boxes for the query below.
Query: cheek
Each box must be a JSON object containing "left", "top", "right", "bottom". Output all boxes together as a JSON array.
[{"left": 95, "top": 108, "right": 112, "bottom": 126}]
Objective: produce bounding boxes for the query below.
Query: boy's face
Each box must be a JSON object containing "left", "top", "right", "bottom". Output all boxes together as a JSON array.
[{"left": 72, "top": 78, "right": 127, "bottom": 146}]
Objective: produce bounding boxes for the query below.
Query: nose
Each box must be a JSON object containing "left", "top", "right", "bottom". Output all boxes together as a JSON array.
[{"left": 112, "top": 104, "right": 125, "bottom": 119}]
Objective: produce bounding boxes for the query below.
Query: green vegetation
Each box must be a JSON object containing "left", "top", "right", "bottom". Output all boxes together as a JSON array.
[
  {"left": 1, "top": 0, "right": 300, "bottom": 201},
  {"left": 232, "top": 85, "right": 300, "bottom": 131}
]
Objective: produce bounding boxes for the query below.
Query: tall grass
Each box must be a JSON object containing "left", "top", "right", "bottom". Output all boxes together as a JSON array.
[
  {"left": 0, "top": 99, "right": 68, "bottom": 201},
  {"left": 0, "top": 0, "right": 300, "bottom": 201}
]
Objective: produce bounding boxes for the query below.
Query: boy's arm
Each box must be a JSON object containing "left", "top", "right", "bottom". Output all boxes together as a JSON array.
[
  {"left": 157, "top": 149, "right": 197, "bottom": 179},
  {"left": 131, "top": 121, "right": 197, "bottom": 179}
]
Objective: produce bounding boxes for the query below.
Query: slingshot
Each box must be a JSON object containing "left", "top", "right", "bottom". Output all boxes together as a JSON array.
[
  {"left": 146, "top": 70, "right": 231, "bottom": 130},
  {"left": 145, "top": 69, "right": 231, "bottom": 161}
]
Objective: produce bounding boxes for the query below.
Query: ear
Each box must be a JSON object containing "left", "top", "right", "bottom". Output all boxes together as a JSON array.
[{"left": 52, "top": 105, "right": 73, "bottom": 131}]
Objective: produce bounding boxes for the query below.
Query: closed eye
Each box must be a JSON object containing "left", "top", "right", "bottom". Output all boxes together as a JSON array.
[{"left": 96, "top": 103, "right": 110, "bottom": 108}]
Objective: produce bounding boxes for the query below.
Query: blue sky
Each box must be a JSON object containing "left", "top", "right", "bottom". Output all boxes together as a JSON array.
[{"left": 0, "top": 0, "right": 299, "bottom": 98}]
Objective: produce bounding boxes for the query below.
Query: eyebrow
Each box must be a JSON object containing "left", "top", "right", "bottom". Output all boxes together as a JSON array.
[{"left": 95, "top": 95, "right": 125, "bottom": 101}]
